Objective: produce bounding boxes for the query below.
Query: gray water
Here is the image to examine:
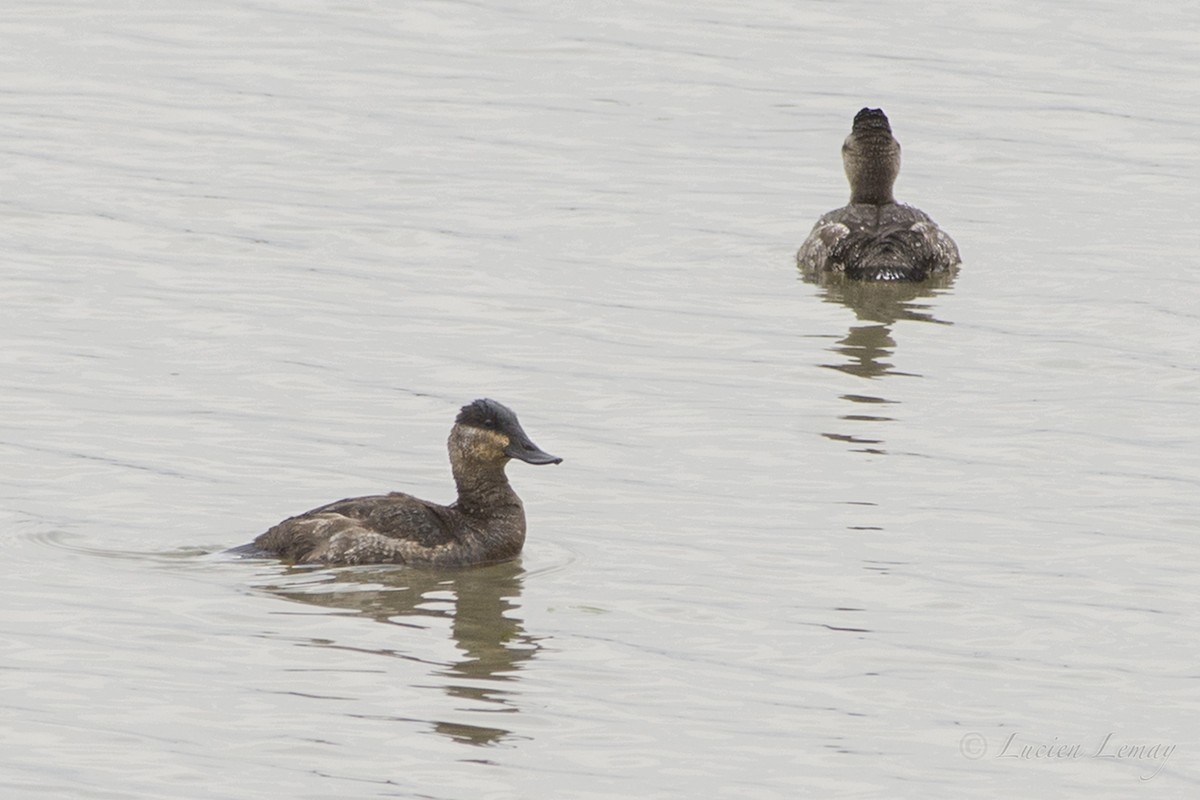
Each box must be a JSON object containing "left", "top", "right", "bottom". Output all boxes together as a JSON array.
[{"left": 3, "top": 2, "right": 1198, "bottom": 797}]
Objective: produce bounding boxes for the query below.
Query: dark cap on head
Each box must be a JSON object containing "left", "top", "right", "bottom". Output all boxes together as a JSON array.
[
  {"left": 457, "top": 398, "right": 518, "bottom": 430},
  {"left": 852, "top": 107, "right": 892, "bottom": 134}
]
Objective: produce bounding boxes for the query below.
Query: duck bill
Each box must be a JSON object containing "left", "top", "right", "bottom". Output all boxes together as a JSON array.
[{"left": 505, "top": 434, "right": 562, "bottom": 465}]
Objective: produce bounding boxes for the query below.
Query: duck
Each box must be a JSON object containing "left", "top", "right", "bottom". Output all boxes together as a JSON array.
[
  {"left": 248, "top": 399, "right": 561, "bottom": 566},
  {"left": 797, "top": 108, "right": 961, "bottom": 281}
]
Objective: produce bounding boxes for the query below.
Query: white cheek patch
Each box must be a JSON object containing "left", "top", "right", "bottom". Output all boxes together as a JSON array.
[{"left": 454, "top": 426, "right": 509, "bottom": 459}]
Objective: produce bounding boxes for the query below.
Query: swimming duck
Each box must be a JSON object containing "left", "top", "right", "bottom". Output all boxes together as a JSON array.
[
  {"left": 250, "top": 399, "right": 561, "bottom": 566},
  {"left": 797, "top": 108, "right": 960, "bottom": 281}
]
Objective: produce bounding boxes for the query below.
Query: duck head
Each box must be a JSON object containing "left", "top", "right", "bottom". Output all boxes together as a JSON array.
[
  {"left": 843, "top": 107, "right": 901, "bottom": 205},
  {"left": 450, "top": 398, "right": 562, "bottom": 467}
]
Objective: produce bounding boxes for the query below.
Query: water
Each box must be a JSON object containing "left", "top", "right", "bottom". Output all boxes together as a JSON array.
[{"left": 2, "top": 1, "right": 1198, "bottom": 797}]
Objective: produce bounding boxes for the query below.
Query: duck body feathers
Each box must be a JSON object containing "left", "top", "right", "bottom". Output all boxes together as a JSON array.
[
  {"left": 253, "top": 491, "right": 523, "bottom": 566},
  {"left": 798, "top": 202, "right": 960, "bottom": 282}
]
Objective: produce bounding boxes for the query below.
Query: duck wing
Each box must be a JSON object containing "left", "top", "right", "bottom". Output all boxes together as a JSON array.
[{"left": 254, "top": 492, "right": 464, "bottom": 564}]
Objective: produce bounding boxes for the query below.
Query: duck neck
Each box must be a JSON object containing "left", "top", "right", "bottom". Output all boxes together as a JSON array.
[
  {"left": 849, "top": 178, "right": 896, "bottom": 206},
  {"left": 452, "top": 461, "right": 522, "bottom": 518},
  {"left": 844, "top": 131, "right": 900, "bottom": 205}
]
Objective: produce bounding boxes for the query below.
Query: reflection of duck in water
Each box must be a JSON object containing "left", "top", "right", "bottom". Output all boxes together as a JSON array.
[
  {"left": 259, "top": 560, "right": 541, "bottom": 746},
  {"left": 798, "top": 108, "right": 960, "bottom": 282},
  {"left": 810, "top": 274, "right": 956, "bottom": 380},
  {"left": 247, "top": 399, "right": 561, "bottom": 566}
]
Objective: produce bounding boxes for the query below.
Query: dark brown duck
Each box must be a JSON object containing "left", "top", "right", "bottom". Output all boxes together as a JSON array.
[
  {"left": 248, "top": 399, "right": 561, "bottom": 566},
  {"left": 797, "top": 108, "right": 961, "bottom": 281}
]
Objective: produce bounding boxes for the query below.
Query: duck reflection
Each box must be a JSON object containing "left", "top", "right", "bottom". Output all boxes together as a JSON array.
[
  {"left": 257, "top": 559, "right": 539, "bottom": 747},
  {"left": 804, "top": 270, "right": 957, "bottom": 453}
]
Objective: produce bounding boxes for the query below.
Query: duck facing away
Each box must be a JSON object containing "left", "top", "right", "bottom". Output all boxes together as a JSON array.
[
  {"left": 797, "top": 108, "right": 960, "bottom": 281},
  {"left": 250, "top": 399, "right": 561, "bottom": 567}
]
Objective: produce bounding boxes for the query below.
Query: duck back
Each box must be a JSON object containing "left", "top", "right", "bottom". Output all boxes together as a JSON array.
[{"left": 799, "top": 202, "right": 960, "bottom": 282}]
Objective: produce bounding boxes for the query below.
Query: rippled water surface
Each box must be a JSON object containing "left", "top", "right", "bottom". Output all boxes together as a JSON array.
[{"left": 3, "top": 2, "right": 1199, "bottom": 797}]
